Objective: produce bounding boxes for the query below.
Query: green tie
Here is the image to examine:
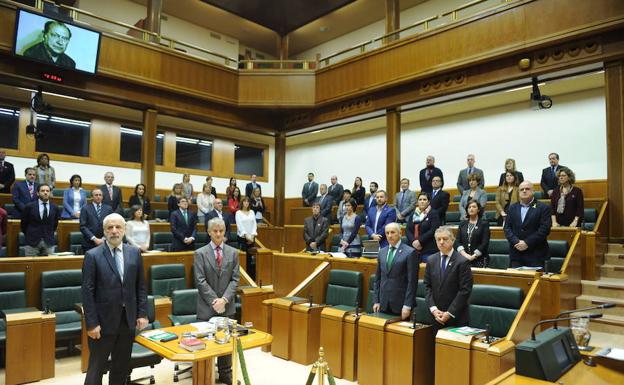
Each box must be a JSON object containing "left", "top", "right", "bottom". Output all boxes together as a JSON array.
[
  {"left": 183, "top": 210, "right": 188, "bottom": 223},
  {"left": 387, "top": 247, "right": 397, "bottom": 268}
]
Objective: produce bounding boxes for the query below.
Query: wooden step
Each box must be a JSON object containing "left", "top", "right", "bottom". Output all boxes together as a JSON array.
[
  {"left": 587, "top": 314, "right": 624, "bottom": 334},
  {"left": 576, "top": 295, "right": 624, "bottom": 317},
  {"left": 605, "top": 252, "right": 624, "bottom": 266},
  {"left": 600, "top": 265, "right": 624, "bottom": 279},
  {"left": 607, "top": 243, "right": 624, "bottom": 254},
  {"left": 584, "top": 330, "right": 624, "bottom": 349},
  {"left": 581, "top": 279, "right": 624, "bottom": 300}
]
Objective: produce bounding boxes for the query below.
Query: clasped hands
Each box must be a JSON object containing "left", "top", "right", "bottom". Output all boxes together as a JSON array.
[
  {"left": 212, "top": 297, "right": 227, "bottom": 314},
  {"left": 514, "top": 240, "right": 528, "bottom": 251},
  {"left": 372, "top": 303, "right": 411, "bottom": 320},
  {"left": 432, "top": 309, "right": 451, "bottom": 325},
  {"left": 183, "top": 237, "right": 195, "bottom": 245}
]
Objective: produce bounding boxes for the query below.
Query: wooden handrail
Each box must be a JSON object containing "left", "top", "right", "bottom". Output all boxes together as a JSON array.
[
  {"left": 593, "top": 200, "right": 608, "bottom": 234},
  {"left": 239, "top": 266, "right": 258, "bottom": 288},
  {"left": 506, "top": 277, "right": 541, "bottom": 343},
  {"left": 441, "top": 0, "right": 493, "bottom": 20},
  {"left": 559, "top": 230, "right": 582, "bottom": 274},
  {"left": 286, "top": 261, "right": 330, "bottom": 298}
]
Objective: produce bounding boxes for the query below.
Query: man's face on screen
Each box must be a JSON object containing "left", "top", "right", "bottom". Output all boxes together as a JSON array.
[{"left": 43, "top": 24, "right": 71, "bottom": 57}]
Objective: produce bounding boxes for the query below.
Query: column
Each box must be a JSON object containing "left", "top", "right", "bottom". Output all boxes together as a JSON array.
[
  {"left": 141, "top": 109, "right": 157, "bottom": 199},
  {"left": 277, "top": 35, "right": 289, "bottom": 68},
  {"left": 145, "top": 0, "right": 162, "bottom": 42},
  {"left": 385, "top": 0, "right": 400, "bottom": 44},
  {"left": 386, "top": 108, "right": 401, "bottom": 203},
  {"left": 275, "top": 131, "right": 286, "bottom": 226},
  {"left": 605, "top": 61, "right": 624, "bottom": 241}
]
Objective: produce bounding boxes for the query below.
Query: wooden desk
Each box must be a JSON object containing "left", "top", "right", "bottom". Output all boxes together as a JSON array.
[
  {"left": 290, "top": 303, "right": 328, "bottom": 365},
  {"left": 357, "top": 314, "right": 401, "bottom": 385},
  {"left": 486, "top": 360, "right": 624, "bottom": 385},
  {"left": 239, "top": 286, "right": 274, "bottom": 332},
  {"left": 385, "top": 322, "right": 435, "bottom": 385},
  {"left": 135, "top": 324, "right": 272, "bottom": 385},
  {"left": 320, "top": 308, "right": 359, "bottom": 380}
]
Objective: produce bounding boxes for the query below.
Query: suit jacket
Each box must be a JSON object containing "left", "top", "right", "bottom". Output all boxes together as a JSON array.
[
  {"left": 129, "top": 195, "right": 152, "bottom": 217},
  {"left": 455, "top": 219, "right": 491, "bottom": 265},
  {"left": 12, "top": 180, "right": 39, "bottom": 217},
  {"left": 303, "top": 215, "right": 329, "bottom": 249},
  {"left": 498, "top": 171, "right": 524, "bottom": 187},
  {"left": 327, "top": 183, "right": 344, "bottom": 205},
  {"left": 170, "top": 209, "right": 198, "bottom": 251},
  {"left": 205, "top": 210, "right": 232, "bottom": 234},
  {"left": 504, "top": 200, "right": 552, "bottom": 264},
  {"left": 424, "top": 250, "right": 473, "bottom": 327},
  {"left": 394, "top": 189, "right": 417, "bottom": 218},
  {"left": 373, "top": 242, "right": 418, "bottom": 315},
  {"left": 81, "top": 243, "right": 147, "bottom": 334},
  {"left": 20, "top": 200, "right": 59, "bottom": 247},
  {"left": 405, "top": 209, "right": 441, "bottom": 256},
  {"left": 301, "top": 181, "right": 319, "bottom": 206},
  {"left": 0, "top": 207, "right": 7, "bottom": 249},
  {"left": 457, "top": 167, "right": 485, "bottom": 194},
  {"left": 245, "top": 182, "right": 261, "bottom": 198},
  {"left": 459, "top": 188, "right": 488, "bottom": 219},
  {"left": 80, "top": 203, "right": 114, "bottom": 250},
  {"left": 0, "top": 160, "right": 15, "bottom": 194},
  {"left": 61, "top": 188, "right": 88, "bottom": 219},
  {"left": 365, "top": 205, "right": 397, "bottom": 248},
  {"left": 100, "top": 184, "right": 123, "bottom": 214},
  {"left": 430, "top": 189, "right": 450, "bottom": 223},
  {"left": 495, "top": 186, "right": 519, "bottom": 219},
  {"left": 540, "top": 165, "right": 565, "bottom": 195},
  {"left": 316, "top": 194, "right": 333, "bottom": 221},
  {"left": 419, "top": 167, "right": 444, "bottom": 194},
  {"left": 351, "top": 187, "right": 366, "bottom": 206},
  {"left": 194, "top": 243, "right": 240, "bottom": 319},
  {"left": 364, "top": 193, "right": 377, "bottom": 216}
]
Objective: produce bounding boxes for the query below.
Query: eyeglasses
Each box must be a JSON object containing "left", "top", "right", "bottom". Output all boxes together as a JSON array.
[{"left": 48, "top": 32, "right": 70, "bottom": 43}]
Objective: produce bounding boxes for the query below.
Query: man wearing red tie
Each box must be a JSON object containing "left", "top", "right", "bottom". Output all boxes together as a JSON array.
[
  {"left": 12, "top": 167, "right": 39, "bottom": 218},
  {"left": 100, "top": 172, "right": 123, "bottom": 214}
]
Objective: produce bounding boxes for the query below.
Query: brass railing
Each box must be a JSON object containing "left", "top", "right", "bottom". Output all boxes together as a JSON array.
[{"left": 239, "top": 59, "right": 317, "bottom": 71}]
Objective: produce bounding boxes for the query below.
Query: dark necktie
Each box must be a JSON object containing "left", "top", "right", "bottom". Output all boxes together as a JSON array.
[
  {"left": 387, "top": 247, "right": 396, "bottom": 268},
  {"left": 215, "top": 245, "right": 223, "bottom": 268},
  {"left": 96, "top": 204, "right": 101, "bottom": 218},
  {"left": 42, "top": 202, "right": 48, "bottom": 220},
  {"left": 432, "top": 190, "right": 437, "bottom": 200},
  {"left": 552, "top": 166, "right": 556, "bottom": 176},
  {"left": 441, "top": 255, "right": 448, "bottom": 275}
]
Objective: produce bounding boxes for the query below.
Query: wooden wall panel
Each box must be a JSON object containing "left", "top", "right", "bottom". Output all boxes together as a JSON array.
[{"left": 239, "top": 72, "right": 315, "bottom": 106}]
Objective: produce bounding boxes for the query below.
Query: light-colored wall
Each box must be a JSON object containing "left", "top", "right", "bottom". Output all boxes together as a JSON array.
[{"left": 284, "top": 87, "right": 607, "bottom": 197}]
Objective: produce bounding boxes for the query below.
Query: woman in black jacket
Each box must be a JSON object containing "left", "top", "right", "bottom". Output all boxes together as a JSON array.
[
  {"left": 406, "top": 192, "right": 441, "bottom": 262},
  {"left": 455, "top": 199, "right": 490, "bottom": 268}
]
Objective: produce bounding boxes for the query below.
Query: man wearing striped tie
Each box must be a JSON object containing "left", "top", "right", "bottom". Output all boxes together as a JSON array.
[{"left": 80, "top": 188, "right": 113, "bottom": 252}]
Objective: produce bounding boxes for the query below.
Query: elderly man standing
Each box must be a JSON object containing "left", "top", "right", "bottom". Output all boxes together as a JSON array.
[{"left": 394, "top": 178, "right": 416, "bottom": 223}]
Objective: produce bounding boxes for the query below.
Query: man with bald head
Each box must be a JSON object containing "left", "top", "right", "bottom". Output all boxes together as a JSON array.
[
  {"left": 504, "top": 181, "right": 552, "bottom": 268},
  {"left": 80, "top": 188, "right": 114, "bottom": 252},
  {"left": 100, "top": 172, "right": 123, "bottom": 214},
  {"left": 327, "top": 175, "right": 344, "bottom": 206}
]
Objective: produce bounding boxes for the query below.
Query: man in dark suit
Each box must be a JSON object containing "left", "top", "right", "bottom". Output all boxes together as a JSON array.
[
  {"left": 303, "top": 202, "right": 329, "bottom": 252},
  {"left": 0, "top": 149, "right": 15, "bottom": 194},
  {"left": 424, "top": 227, "right": 473, "bottom": 331},
  {"left": 194, "top": 217, "right": 240, "bottom": 385},
  {"left": 80, "top": 189, "right": 114, "bottom": 252},
  {"left": 0, "top": 206, "right": 7, "bottom": 250},
  {"left": 170, "top": 197, "right": 198, "bottom": 251},
  {"left": 363, "top": 181, "right": 379, "bottom": 216},
  {"left": 373, "top": 222, "right": 418, "bottom": 319},
  {"left": 419, "top": 155, "right": 444, "bottom": 194},
  {"left": 365, "top": 190, "right": 397, "bottom": 248},
  {"left": 82, "top": 213, "right": 148, "bottom": 385},
  {"left": 540, "top": 152, "right": 565, "bottom": 198},
  {"left": 301, "top": 172, "right": 319, "bottom": 207},
  {"left": 20, "top": 183, "right": 59, "bottom": 256},
  {"left": 456, "top": 154, "right": 485, "bottom": 194},
  {"left": 100, "top": 172, "right": 123, "bottom": 214},
  {"left": 245, "top": 174, "right": 261, "bottom": 198},
  {"left": 316, "top": 184, "right": 333, "bottom": 222},
  {"left": 327, "top": 175, "right": 344, "bottom": 205},
  {"left": 504, "top": 181, "right": 552, "bottom": 268},
  {"left": 11, "top": 167, "right": 38, "bottom": 218},
  {"left": 205, "top": 199, "right": 232, "bottom": 235},
  {"left": 430, "top": 176, "right": 450, "bottom": 223}
]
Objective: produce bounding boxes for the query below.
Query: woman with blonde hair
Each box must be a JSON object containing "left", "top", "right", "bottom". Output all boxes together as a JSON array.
[{"left": 498, "top": 158, "right": 524, "bottom": 186}]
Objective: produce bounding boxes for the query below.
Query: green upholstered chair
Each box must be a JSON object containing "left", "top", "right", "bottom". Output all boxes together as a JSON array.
[
  {"left": 52, "top": 188, "right": 65, "bottom": 197},
  {"left": 484, "top": 210, "right": 497, "bottom": 225},
  {"left": 445, "top": 211, "right": 461, "bottom": 226},
  {"left": 486, "top": 193, "right": 497, "bottom": 202},
  {"left": 329, "top": 234, "right": 342, "bottom": 252},
  {"left": 582, "top": 208, "right": 598, "bottom": 231},
  {"left": 0, "top": 272, "right": 27, "bottom": 363},
  {"left": 122, "top": 208, "right": 132, "bottom": 220},
  {"left": 545, "top": 240, "right": 568, "bottom": 274},
  {"left": 325, "top": 269, "right": 363, "bottom": 312},
  {"left": 453, "top": 195, "right": 461, "bottom": 202},
  {"left": 19, "top": 232, "right": 58, "bottom": 256},
  {"left": 69, "top": 232, "right": 84, "bottom": 255},
  {"left": 168, "top": 289, "right": 198, "bottom": 326},
  {"left": 194, "top": 232, "right": 208, "bottom": 249},
  {"left": 150, "top": 264, "right": 187, "bottom": 297},
  {"left": 226, "top": 231, "right": 239, "bottom": 249},
  {"left": 488, "top": 239, "right": 511, "bottom": 269},
  {"left": 366, "top": 274, "right": 376, "bottom": 313},
  {"left": 533, "top": 191, "right": 544, "bottom": 200},
  {"left": 469, "top": 284, "right": 524, "bottom": 338},
  {"left": 0, "top": 247, "right": 5, "bottom": 257},
  {"left": 41, "top": 269, "right": 82, "bottom": 353},
  {"left": 152, "top": 232, "right": 173, "bottom": 252},
  {"left": 153, "top": 209, "right": 170, "bottom": 221},
  {"left": 153, "top": 194, "right": 161, "bottom": 202},
  {"left": 414, "top": 279, "right": 436, "bottom": 325},
  {"left": 3, "top": 203, "right": 16, "bottom": 219}
]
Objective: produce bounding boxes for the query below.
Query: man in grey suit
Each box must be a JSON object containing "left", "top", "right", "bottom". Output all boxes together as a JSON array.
[
  {"left": 316, "top": 184, "right": 333, "bottom": 222},
  {"left": 303, "top": 202, "right": 329, "bottom": 251},
  {"left": 373, "top": 222, "right": 418, "bottom": 319},
  {"left": 194, "top": 217, "right": 240, "bottom": 385},
  {"left": 301, "top": 172, "right": 319, "bottom": 207},
  {"left": 394, "top": 178, "right": 416, "bottom": 223},
  {"left": 457, "top": 154, "right": 485, "bottom": 194},
  {"left": 424, "top": 227, "right": 473, "bottom": 332}
]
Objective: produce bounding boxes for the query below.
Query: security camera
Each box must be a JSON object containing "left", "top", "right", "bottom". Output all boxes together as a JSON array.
[
  {"left": 530, "top": 77, "right": 552, "bottom": 110},
  {"left": 31, "top": 86, "right": 52, "bottom": 114}
]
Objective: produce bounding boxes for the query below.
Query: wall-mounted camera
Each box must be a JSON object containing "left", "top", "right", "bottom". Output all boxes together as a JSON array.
[
  {"left": 530, "top": 77, "right": 552, "bottom": 110},
  {"left": 26, "top": 86, "right": 53, "bottom": 139}
]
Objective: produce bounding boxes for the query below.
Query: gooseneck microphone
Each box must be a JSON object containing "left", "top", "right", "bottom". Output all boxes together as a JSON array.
[
  {"left": 531, "top": 314, "right": 602, "bottom": 340},
  {"left": 553, "top": 303, "right": 614, "bottom": 328}
]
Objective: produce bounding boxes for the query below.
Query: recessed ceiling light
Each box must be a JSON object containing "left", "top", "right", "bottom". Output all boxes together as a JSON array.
[{"left": 319, "top": 26, "right": 329, "bottom": 32}]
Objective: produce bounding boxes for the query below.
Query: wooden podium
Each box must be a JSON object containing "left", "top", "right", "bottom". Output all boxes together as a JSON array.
[
  {"left": 3, "top": 308, "right": 56, "bottom": 385},
  {"left": 356, "top": 313, "right": 400, "bottom": 385},
  {"left": 290, "top": 302, "right": 328, "bottom": 365},
  {"left": 154, "top": 297, "right": 173, "bottom": 327},
  {"left": 385, "top": 321, "right": 435, "bottom": 385},
  {"left": 319, "top": 307, "right": 359, "bottom": 380},
  {"left": 239, "top": 285, "right": 274, "bottom": 332},
  {"left": 270, "top": 296, "right": 306, "bottom": 360}
]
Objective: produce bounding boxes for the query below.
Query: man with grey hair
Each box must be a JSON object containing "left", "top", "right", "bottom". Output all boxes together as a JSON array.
[
  {"left": 82, "top": 212, "right": 148, "bottom": 385},
  {"left": 424, "top": 226, "right": 473, "bottom": 331},
  {"left": 100, "top": 172, "right": 123, "bottom": 214},
  {"left": 194, "top": 217, "right": 240, "bottom": 384},
  {"left": 457, "top": 154, "right": 484, "bottom": 194},
  {"left": 80, "top": 188, "right": 113, "bottom": 252},
  {"left": 327, "top": 175, "right": 344, "bottom": 206},
  {"left": 373, "top": 222, "right": 418, "bottom": 319},
  {"left": 419, "top": 155, "right": 444, "bottom": 194}
]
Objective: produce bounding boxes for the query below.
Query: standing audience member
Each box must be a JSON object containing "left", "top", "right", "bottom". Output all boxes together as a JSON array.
[
  {"left": 101, "top": 172, "right": 123, "bottom": 214},
  {"left": 167, "top": 183, "right": 184, "bottom": 216},
  {"left": 80, "top": 189, "right": 113, "bottom": 252},
  {"left": 250, "top": 187, "right": 265, "bottom": 222},
  {"left": 228, "top": 187, "right": 241, "bottom": 216},
  {"left": 339, "top": 198, "right": 363, "bottom": 257},
  {"left": 61, "top": 174, "right": 87, "bottom": 219},
  {"left": 551, "top": 167, "right": 584, "bottom": 227},
  {"left": 21, "top": 184, "right": 59, "bottom": 256},
  {"left": 205, "top": 199, "right": 231, "bottom": 235},
  {"left": 0, "top": 206, "right": 7, "bottom": 250},
  {"left": 34, "top": 153, "right": 55, "bottom": 189},
  {"left": 498, "top": 158, "right": 524, "bottom": 186},
  {"left": 459, "top": 173, "right": 487, "bottom": 219},
  {"left": 205, "top": 176, "right": 217, "bottom": 197},
  {"left": 327, "top": 176, "right": 344, "bottom": 206},
  {"left": 424, "top": 227, "right": 473, "bottom": 331},
  {"left": 236, "top": 197, "right": 257, "bottom": 278},
  {"left": 336, "top": 189, "right": 352, "bottom": 224},
  {"left": 540, "top": 153, "right": 565, "bottom": 198},
  {"left": 351, "top": 177, "right": 366, "bottom": 206},
  {"left": 394, "top": 178, "right": 416, "bottom": 223},
  {"left": 170, "top": 197, "right": 197, "bottom": 252},
  {"left": 303, "top": 202, "right": 329, "bottom": 252},
  {"left": 364, "top": 182, "right": 379, "bottom": 216},
  {"left": 504, "top": 181, "right": 551, "bottom": 268},
  {"left": 301, "top": 172, "right": 319, "bottom": 207},
  {"left": 495, "top": 171, "right": 519, "bottom": 226},
  {"left": 456, "top": 200, "right": 490, "bottom": 267},
  {"left": 457, "top": 154, "right": 484, "bottom": 194},
  {"left": 125, "top": 205, "right": 151, "bottom": 252},
  {"left": 430, "top": 176, "right": 450, "bottom": 224},
  {"left": 245, "top": 174, "right": 261, "bottom": 199},
  {"left": 372, "top": 222, "right": 418, "bottom": 319},
  {"left": 365, "top": 190, "right": 397, "bottom": 248},
  {"left": 81, "top": 213, "right": 148, "bottom": 385},
  {"left": 225, "top": 178, "right": 237, "bottom": 200},
  {"left": 196, "top": 183, "right": 216, "bottom": 224},
  {"left": 194, "top": 218, "right": 239, "bottom": 385},
  {"left": 0, "top": 149, "right": 15, "bottom": 193},
  {"left": 419, "top": 155, "right": 444, "bottom": 194},
  {"left": 12, "top": 167, "right": 38, "bottom": 218},
  {"left": 406, "top": 192, "right": 441, "bottom": 262},
  {"left": 128, "top": 183, "right": 151, "bottom": 219},
  {"left": 317, "top": 184, "right": 333, "bottom": 222},
  {"left": 181, "top": 174, "right": 194, "bottom": 200}
]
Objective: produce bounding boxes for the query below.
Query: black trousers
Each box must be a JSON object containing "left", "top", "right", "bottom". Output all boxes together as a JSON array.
[
  {"left": 510, "top": 258, "right": 544, "bottom": 268},
  {"left": 84, "top": 308, "right": 133, "bottom": 385}
]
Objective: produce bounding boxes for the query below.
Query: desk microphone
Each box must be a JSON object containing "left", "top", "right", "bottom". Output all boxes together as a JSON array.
[
  {"left": 411, "top": 308, "right": 417, "bottom": 329},
  {"left": 308, "top": 295, "right": 313, "bottom": 307},
  {"left": 258, "top": 280, "right": 262, "bottom": 288},
  {"left": 44, "top": 298, "right": 51, "bottom": 314},
  {"left": 531, "top": 314, "right": 602, "bottom": 340},
  {"left": 553, "top": 303, "right": 615, "bottom": 327},
  {"left": 485, "top": 323, "right": 492, "bottom": 344},
  {"left": 354, "top": 300, "right": 359, "bottom": 317}
]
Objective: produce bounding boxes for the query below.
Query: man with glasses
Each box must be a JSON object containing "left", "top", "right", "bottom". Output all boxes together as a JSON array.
[{"left": 24, "top": 20, "right": 76, "bottom": 68}]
